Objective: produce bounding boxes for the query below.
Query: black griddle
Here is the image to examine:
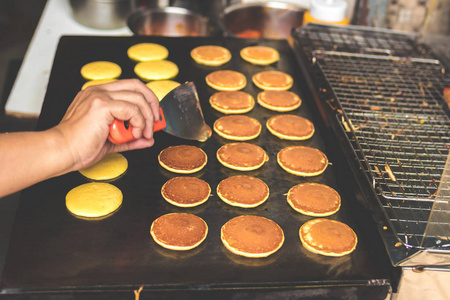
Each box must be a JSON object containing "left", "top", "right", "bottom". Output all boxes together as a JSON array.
[{"left": 1, "top": 36, "right": 392, "bottom": 299}]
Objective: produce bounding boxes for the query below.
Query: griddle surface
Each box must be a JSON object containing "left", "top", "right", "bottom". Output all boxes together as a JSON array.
[{"left": 2, "top": 36, "right": 389, "bottom": 294}]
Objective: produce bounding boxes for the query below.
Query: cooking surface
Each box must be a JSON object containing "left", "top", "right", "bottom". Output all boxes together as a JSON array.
[{"left": 1, "top": 36, "right": 390, "bottom": 294}]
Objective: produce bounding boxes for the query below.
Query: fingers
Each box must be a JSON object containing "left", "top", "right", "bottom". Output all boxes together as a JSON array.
[{"left": 96, "top": 79, "right": 160, "bottom": 120}]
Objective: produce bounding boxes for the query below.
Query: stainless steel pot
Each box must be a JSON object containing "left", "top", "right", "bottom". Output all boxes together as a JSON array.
[
  {"left": 127, "top": 7, "right": 208, "bottom": 36},
  {"left": 220, "top": 2, "right": 306, "bottom": 39},
  {"left": 70, "top": 0, "right": 134, "bottom": 29}
]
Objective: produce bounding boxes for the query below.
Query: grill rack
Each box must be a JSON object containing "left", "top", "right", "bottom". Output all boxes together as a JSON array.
[{"left": 294, "top": 24, "right": 450, "bottom": 254}]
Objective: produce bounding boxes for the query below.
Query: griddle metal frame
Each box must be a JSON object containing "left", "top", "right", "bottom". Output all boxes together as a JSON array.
[{"left": 293, "top": 23, "right": 450, "bottom": 265}]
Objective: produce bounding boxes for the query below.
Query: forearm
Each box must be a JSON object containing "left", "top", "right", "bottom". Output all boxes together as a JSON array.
[{"left": 0, "top": 129, "right": 74, "bottom": 197}]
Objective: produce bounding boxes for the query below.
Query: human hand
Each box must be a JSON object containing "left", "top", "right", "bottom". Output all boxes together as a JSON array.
[{"left": 53, "top": 79, "right": 159, "bottom": 171}]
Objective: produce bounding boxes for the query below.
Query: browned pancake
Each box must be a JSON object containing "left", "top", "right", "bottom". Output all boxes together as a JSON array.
[
  {"left": 158, "top": 145, "right": 207, "bottom": 174},
  {"left": 277, "top": 146, "right": 328, "bottom": 176},
  {"left": 217, "top": 175, "right": 269, "bottom": 208},
  {"left": 266, "top": 114, "right": 314, "bottom": 140},
  {"left": 206, "top": 70, "right": 247, "bottom": 91},
  {"left": 257, "top": 90, "right": 301, "bottom": 112},
  {"left": 287, "top": 183, "right": 341, "bottom": 216},
  {"left": 252, "top": 70, "right": 293, "bottom": 91},
  {"left": 240, "top": 45, "right": 279, "bottom": 65},
  {"left": 150, "top": 213, "right": 208, "bottom": 251},
  {"left": 209, "top": 91, "right": 255, "bottom": 114},
  {"left": 161, "top": 177, "right": 211, "bottom": 207},
  {"left": 217, "top": 142, "right": 268, "bottom": 171},
  {"left": 191, "top": 45, "right": 232, "bottom": 66},
  {"left": 221, "top": 215, "right": 284, "bottom": 258},
  {"left": 213, "top": 115, "right": 261, "bottom": 141},
  {"left": 299, "top": 218, "right": 357, "bottom": 257}
]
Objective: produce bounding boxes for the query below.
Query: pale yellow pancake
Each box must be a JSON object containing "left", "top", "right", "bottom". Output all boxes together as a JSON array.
[
  {"left": 65, "top": 182, "right": 122, "bottom": 219},
  {"left": 240, "top": 45, "right": 279, "bottom": 65},
  {"left": 134, "top": 60, "right": 179, "bottom": 81},
  {"left": 151, "top": 213, "right": 208, "bottom": 251},
  {"left": 81, "top": 79, "right": 117, "bottom": 90},
  {"left": 300, "top": 218, "right": 357, "bottom": 257},
  {"left": 191, "top": 45, "right": 232, "bottom": 66},
  {"left": 146, "top": 80, "right": 180, "bottom": 100},
  {"left": 127, "top": 43, "right": 169, "bottom": 61},
  {"left": 80, "top": 61, "right": 122, "bottom": 80},
  {"left": 221, "top": 215, "right": 284, "bottom": 258},
  {"left": 79, "top": 152, "right": 128, "bottom": 181}
]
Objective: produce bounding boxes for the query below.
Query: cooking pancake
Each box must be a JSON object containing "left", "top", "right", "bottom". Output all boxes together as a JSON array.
[
  {"left": 206, "top": 70, "right": 247, "bottom": 91},
  {"left": 191, "top": 45, "right": 232, "bottom": 66},
  {"left": 217, "top": 142, "right": 268, "bottom": 171},
  {"left": 217, "top": 175, "right": 269, "bottom": 208},
  {"left": 240, "top": 45, "right": 279, "bottom": 65},
  {"left": 79, "top": 152, "right": 128, "bottom": 181},
  {"left": 221, "top": 215, "right": 284, "bottom": 258},
  {"left": 213, "top": 115, "right": 261, "bottom": 141},
  {"left": 81, "top": 79, "right": 116, "bottom": 90},
  {"left": 209, "top": 91, "right": 255, "bottom": 114},
  {"left": 80, "top": 61, "right": 122, "bottom": 80},
  {"left": 134, "top": 60, "right": 179, "bottom": 81},
  {"left": 158, "top": 145, "right": 207, "bottom": 173},
  {"left": 277, "top": 146, "right": 328, "bottom": 176},
  {"left": 146, "top": 80, "right": 180, "bottom": 100},
  {"left": 161, "top": 177, "right": 211, "bottom": 207},
  {"left": 65, "top": 182, "right": 122, "bottom": 219},
  {"left": 299, "top": 218, "right": 357, "bottom": 257},
  {"left": 287, "top": 183, "right": 341, "bottom": 216},
  {"left": 252, "top": 70, "right": 293, "bottom": 91},
  {"left": 257, "top": 90, "right": 301, "bottom": 112},
  {"left": 150, "top": 213, "right": 208, "bottom": 251},
  {"left": 127, "top": 42, "right": 169, "bottom": 61},
  {"left": 266, "top": 114, "right": 314, "bottom": 140}
]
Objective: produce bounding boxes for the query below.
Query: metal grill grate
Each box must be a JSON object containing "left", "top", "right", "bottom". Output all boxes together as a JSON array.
[{"left": 294, "top": 24, "right": 450, "bottom": 250}]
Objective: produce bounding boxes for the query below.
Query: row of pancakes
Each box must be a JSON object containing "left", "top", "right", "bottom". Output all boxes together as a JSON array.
[
  {"left": 66, "top": 42, "right": 357, "bottom": 259},
  {"left": 155, "top": 44, "right": 356, "bottom": 258}
]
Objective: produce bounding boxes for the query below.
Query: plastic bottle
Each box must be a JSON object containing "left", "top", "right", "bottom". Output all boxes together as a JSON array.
[{"left": 303, "top": 0, "right": 350, "bottom": 26}]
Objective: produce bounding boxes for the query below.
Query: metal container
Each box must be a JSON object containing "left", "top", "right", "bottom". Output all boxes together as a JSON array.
[
  {"left": 69, "top": 0, "right": 134, "bottom": 29},
  {"left": 127, "top": 7, "right": 208, "bottom": 36},
  {"left": 220, "top": 1, "right": 306, "bottom": 39}
]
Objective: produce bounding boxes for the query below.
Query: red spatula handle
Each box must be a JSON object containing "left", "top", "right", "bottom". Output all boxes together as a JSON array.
[{"left": 108, "top": 108, "right": 166, "bottom": 144}]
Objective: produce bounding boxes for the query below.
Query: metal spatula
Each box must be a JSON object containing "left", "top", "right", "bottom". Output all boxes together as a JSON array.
[{"left": 108, "top": 82, "right": 210, "bottom": 144}]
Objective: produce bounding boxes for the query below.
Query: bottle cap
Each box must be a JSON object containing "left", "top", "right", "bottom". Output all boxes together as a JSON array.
[{"left": 310, "top": 0, "right": 348, "bottom": 22}]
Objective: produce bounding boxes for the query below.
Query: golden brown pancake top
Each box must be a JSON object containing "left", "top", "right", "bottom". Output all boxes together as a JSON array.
[
  {"left": 267, "top": 114, "right": 314, "bottom": 138},
  {"left": 300, "top": 219, "right": 357, "bottom": 255},
  {"left": 214, "top": 115, "right": 261, "bottom": 137},
  {"left": 242, "top": 46, "right": 278, "bottom": 60},
  {"left": 206, "top": 70, "right": 246, "bottom": 89},
  {"left": 217, "top": 143, "right": 267, "bottom": 168},
  {"left": 288, "top": 183, "right": 340, "bottom": 215},
  {"left": 253, "top": 71, "right": 293, "bottom": 88},
  {"left": 218, "top": 176, "right": 268, "bottom": 205},
  {"left": 159, "top": 145, "right": 206, "bottom": 171},
  {"left": 210, "top": 91, "right": 254, "bottom": 111},
  {"left": 258, "top": 91, "right": 301, "bottom": 108},
  {"left": 162, "top": 177, "right": 210, "bottom": 205},
  {"left": 278, "top": 146, "right": 327, "bottom": 174},
  {"left": 151, "top": 213, "right": 207, "bottom": 248},
  {"left": 191, "top": 45, "right": 231, "bottom": 62},
  {"left": 221, "top": 215, "right": 284, "bottom": 255}
]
